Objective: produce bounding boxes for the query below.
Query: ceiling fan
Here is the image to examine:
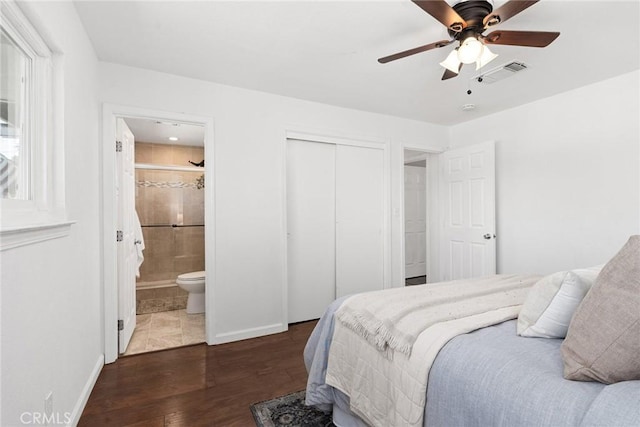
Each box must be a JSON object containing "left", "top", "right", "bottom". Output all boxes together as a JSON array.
[{"left": 378, "top": 0, "right": 560, "bottom": 80}]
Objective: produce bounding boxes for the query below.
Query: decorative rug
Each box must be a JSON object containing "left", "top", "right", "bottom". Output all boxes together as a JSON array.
[{"left": 251, "top": 390, "right": 335, "bottom": 427}]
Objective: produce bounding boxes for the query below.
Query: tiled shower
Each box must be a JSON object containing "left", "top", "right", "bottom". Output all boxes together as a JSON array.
[{"left": 134, "top": 142, "right": 205, "bottom": 314}]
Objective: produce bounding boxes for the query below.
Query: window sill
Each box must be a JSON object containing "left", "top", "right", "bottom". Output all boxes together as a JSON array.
[{"left": 0, "top": 220, "right": 76, "bottom": 251}]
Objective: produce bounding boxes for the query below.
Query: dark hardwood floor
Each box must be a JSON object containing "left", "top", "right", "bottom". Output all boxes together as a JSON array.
[{"left": 80, "top": 321, "right": 317, "bottom": 426}]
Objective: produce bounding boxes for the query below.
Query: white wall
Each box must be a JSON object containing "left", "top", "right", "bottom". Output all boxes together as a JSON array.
[
  {"left": 0, "top": 2, "right": 633, "bottom": 423},
  {"left": 98, "top": 62, "right": 448, "bottom": 342},
  {"left": 450, "top": 71, "right": 640, "bottom": 275},
  {"left": 0, "top": 2, "right": 101, "bottom": 425},
  {"left": 0, "top": 6, "right": 635, "bottom": 422}
]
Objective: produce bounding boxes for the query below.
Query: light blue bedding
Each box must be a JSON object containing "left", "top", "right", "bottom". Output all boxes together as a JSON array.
[
  {"left": 304, "top": 296, "right": 350, "bottom": 412},
  {"left": 305, "top": 298, "right": 640, "bottom": 427}
]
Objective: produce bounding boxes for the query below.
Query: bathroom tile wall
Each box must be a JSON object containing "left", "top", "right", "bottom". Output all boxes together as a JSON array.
[
  {"left": 135, "top": 142, "right": 205, "bottom": 168},
  {"left": 135, "top": 142, "right": 205, "bottom": 287},
  {"left": 136, "top": 219, "right": 205, "bottom": 283}
]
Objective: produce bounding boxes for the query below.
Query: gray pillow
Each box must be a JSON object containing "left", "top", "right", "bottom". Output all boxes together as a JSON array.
[{"left": 561, "top": 235, "right": 640, "bottom": 384}]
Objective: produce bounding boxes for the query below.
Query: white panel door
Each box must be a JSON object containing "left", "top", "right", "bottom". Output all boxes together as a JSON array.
[
  {"left": 287, "top": 140, "right": 336, "bottom": 323},
  {"left": 440, "top": 141, "right": 496, "bottom": 281},
  {"left": 404, "top": 165, "right": 427, "bottom": 279},
  {"left": 335, "top": 144, "right": 384, "bottom": 297},
  {"left": 116, "top": 118, "right": 137, "bottom": 353}
]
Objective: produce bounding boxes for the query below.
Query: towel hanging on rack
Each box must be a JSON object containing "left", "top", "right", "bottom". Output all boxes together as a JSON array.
[{"left": 133, "top": 210, "right": 145, "bottom": 277}]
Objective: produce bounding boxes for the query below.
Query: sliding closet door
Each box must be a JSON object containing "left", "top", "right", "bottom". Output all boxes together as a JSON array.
[
  {"left": 335, "top": 144, "right": 384, "bottom": 297},
  {"left": 287, "top": 140, "right": 336, "bottom": 323}
]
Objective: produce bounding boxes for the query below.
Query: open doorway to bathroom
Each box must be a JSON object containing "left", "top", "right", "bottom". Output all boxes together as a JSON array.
[
  {"left": 102, "top": 105, "right": 214, "bottom": 364},
  {"left": 121, "top": 117, "right": 206, "bottom": 356}
]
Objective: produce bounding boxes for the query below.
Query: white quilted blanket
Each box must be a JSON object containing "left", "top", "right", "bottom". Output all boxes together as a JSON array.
[{"left": 325, "top": 274, "right": 541, "bottom": 427}]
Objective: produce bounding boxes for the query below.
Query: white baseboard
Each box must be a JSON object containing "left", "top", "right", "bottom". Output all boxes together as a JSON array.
[
  {"left": 213, "top": 323, "right": 286, "bottom": 344},
  {"left": 68, "top": 354, "right": 104, "bottom": 426}
]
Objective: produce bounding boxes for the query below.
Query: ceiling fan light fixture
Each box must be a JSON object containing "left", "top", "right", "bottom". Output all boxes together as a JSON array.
[
  {"left": 440, "top": 48, "right": 461, "bottom": 74},
  {"left": 475, "top": 44, "right": 498, "bottom": 70},
  {"left": 376, "top": 0, "right": 558, "bottom": 82},
  {"left": 457, "top": 36, "right": 483, "bottom": 64}
]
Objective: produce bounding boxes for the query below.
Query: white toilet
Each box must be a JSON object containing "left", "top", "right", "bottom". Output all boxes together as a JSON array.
[{"left": 176, "top": 271, "right": 206, "bottom": 314}]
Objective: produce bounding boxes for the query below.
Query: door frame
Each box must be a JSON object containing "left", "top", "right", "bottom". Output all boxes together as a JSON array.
[
  {"left": 101, "top": 104, "right": 215, "bottom": 363},
  {"left": 401, "top": 145, "right": 443, "bottom": 284},
  {"left": 281, "top": 129, "right": 391, "bottom": 326}
]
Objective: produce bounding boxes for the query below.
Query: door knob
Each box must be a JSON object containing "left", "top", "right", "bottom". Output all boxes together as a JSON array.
[{"left": 483, "top": 233, "right": 492, "bottom": 240}]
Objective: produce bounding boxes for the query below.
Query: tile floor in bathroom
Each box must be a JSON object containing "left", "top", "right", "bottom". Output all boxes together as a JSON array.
[{"left": 123, "top": 309, "right": 205, "bottom": 356}]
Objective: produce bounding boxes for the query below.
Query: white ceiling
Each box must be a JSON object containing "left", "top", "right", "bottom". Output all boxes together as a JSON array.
[
  {"left": 75, "top": 0, "right": 640, "bottom": 126},
  {"left": 124, "top": 117, "right": 204, "bottom": 146}
]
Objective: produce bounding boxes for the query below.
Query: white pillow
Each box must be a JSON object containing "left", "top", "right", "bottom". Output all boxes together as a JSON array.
[{"left": 517, "top": 266, "right": 602, "bottom": 338}]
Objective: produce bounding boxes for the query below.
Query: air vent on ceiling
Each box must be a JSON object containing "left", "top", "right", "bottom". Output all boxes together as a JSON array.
[
  {"left": 474, "top": 61, "right": 529, "bottom": 84},
  {"left": 155, "top": 121, "right": 180, "bottom": 127}
]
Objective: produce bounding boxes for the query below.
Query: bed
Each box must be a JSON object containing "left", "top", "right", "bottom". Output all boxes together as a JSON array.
[{"left": 304, "top": 262, "right": 640, "bottom": 427}]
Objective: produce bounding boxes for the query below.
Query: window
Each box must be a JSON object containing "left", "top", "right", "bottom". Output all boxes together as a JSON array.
[
  {"left": 0, "top": 2, "right": 71, "bottom": 250},
  {"left": 1, "top": 28, "right": 30, "bottom": 200}
]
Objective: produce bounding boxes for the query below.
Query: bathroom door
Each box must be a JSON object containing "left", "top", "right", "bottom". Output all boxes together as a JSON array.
[{"left": 116, "top": 118, "right": 137, "bottom": 353}]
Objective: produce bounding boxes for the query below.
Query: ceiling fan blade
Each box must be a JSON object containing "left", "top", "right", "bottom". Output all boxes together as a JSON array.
[
  {"left": 483, "top": 30, "right": 560, "bottom": 47},
  {"left": 412, "top": 1, "right": 467, "bottom": 33},
  {"left": 378, "top": 39, "right": 453, "bottom": 64},
  {"left": 483, "top": 0, "right": 539, "bottom": 27},
  {"left": 442, "top": 63, "right": 463, "bottom": 80}
]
